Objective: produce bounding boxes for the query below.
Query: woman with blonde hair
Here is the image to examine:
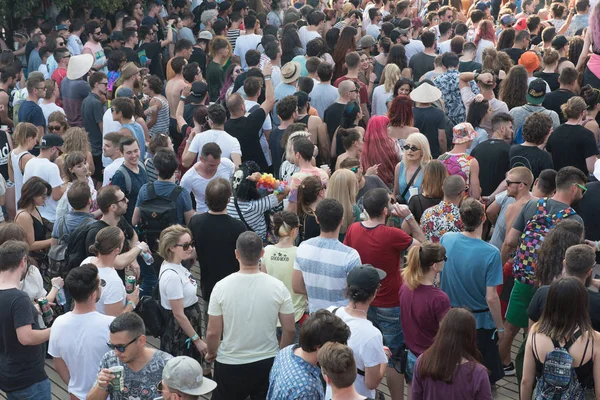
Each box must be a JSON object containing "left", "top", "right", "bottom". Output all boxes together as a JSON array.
[
  {"left": 400, "top": 242, "right": 449, "bottom": 387},
  {"left": 407, "top": 160, "right": 447, "bottom": 223},
  {"left": 55, "top": 127, "right": 95, "bottom": 180},
  {"left": 85, "top": 226, "right": 138, "bottom": 316},
  {"left": 47, "top": 111, "right": 69, "bottom": 136},
  {"left": 372, "top": 64, "right": 401, "bottom": 116},
  {"left": 9, "top": 123, "right": 37, "bottom": 211},
  {"left": 325, "top": 169, "right": 360, "bottom": 241},
  {"left": 393, "top": 132, "right": 432, "bottom": 204},
  {"left": 158, "top": 224, "right": 208, "bottom": 361}
]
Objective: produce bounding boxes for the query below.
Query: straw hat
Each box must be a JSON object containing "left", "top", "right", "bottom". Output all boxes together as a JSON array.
[
  {"left": 409, "top": 82, "right": 442, "bottom": 103},
  {"left": 66, "top": 54, "right": 94, "bottom": 80},
  {"left": 121, "top": 62, "right": 143, "bottom": 80},
  {"left": 281, "top": 62, "right": 301, "bottom": 84}
]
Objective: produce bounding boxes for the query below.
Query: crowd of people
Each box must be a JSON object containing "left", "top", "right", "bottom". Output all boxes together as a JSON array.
[{"left": 0, "top": 0, "right": 600, "bottom": 399}]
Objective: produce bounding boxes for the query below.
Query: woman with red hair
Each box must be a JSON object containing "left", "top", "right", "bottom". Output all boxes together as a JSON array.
[
  {"left": 475, "top": 20, "right": 496, "bottom": 64},
  {"left": 360, "top": 116, "right": 400, "bottom": 188},
  {"left": 388, "top": 95, "right": 419, "bottom": 155}
]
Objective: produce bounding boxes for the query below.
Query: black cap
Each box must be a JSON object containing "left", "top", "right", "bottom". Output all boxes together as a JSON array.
[
  {"left": 219, "top": 1, "right": 232, "bottom": 11},
  {"left": 232, "top": 0, "right": 248, "bottom": 11},
  {"left": 526, "top": 78, "right": 547, "bottom": 105},
  {"left": 188, "top": 81, "right": 208, "bottom": 103},
  {"left": 347, "top": 264, "right": 386, "bottom": 292},
  {"left": 40, "top": 134, "right": 64, "bottom": 149}
]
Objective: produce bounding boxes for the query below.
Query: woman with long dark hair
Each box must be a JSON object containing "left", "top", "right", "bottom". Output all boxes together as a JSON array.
[
  {"left": 331, "top": 101, "right": 364, "bottom": 159},
  {"left": 332, "top": 26, "right": 357, "bottom": 81},
  {"left": 465, "top": 98, "right": 491, "bottom": 153},
  {"left": 521, "top": 277, "right": 600, "bottom": 399},
  {"left": 499, "top": 65, "right": 528, "bottom": 110},
  {"left": 218, "top": 62, "right": 242, "bottom": 102},
  {"left": 412, "top": 308, "right": 492, "bottom": 399},
  {"left": 296, "top": 175, "right": 325, "bottom": 243},
  {"left": 106, "top": 50, "right": 126, "bottom": 100},
  {"left": 386, "top": 44, "right": 409, "bottom": 75},
  {"left": 281, "top": 24, "right": 305, "bottom": 65},
  {"left": 496, "top": 28, "right": 515, "bottom": 51}
]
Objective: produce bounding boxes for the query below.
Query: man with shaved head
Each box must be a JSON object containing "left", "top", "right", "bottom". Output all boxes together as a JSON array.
[
  {"left": 224, "top": 63, "right": 274, "bottom": 172},
  {"left": 323, "top": 80, "right": 360, "bottom": 144}
]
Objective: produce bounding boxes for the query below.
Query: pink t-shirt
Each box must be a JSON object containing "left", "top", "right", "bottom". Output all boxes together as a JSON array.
[{"left": 288, "top": 167, "right": 329, "bottom": 203}]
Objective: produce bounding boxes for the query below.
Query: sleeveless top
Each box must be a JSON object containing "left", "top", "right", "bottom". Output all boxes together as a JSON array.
[
  {"left": 82, "top": 41, "right": 107, "bottom": 74},
  {"left": 148, "top": 96, "right": 170, "bottom": 137},
  {"left": 0, "top": 130, "right": 10, "bottom": 180},
  {"left": 122, "top": 123, "right": 146, "bottom": 161},
  {"left": 11, "top": 150, "right": 29, "bottom": 203},
  {"left": 398, "top": 162, "right": 424, "bottom": 203},
  {"left": 439, "top": 152, "right": 473, "bottom": 191},
  {"left": 16, "top": 208, "right": 46, "bottom": 243}
]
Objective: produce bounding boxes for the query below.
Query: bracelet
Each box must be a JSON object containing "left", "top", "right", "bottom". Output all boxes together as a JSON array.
[
  {"left": 595, "top": 241, "right": 600, "bottom": 252},
  {"left": 474, "top": 72, "right": 480, "bottom": 81},
  {"left": 264, "top": 77, "right": 271, "bottom": 81},
  {"left": 497, "top": 328, "right": 505, "bottom": 333},
  {"left": 186, "top": 139, "right": 192, "bottom": 144},
  {"left": 180, "top": 95, "right": 186, "bottom": 101},
  {"left": 52, "top": 284, "right": 61, "bottom": 290},
  {"left": 136, "top": 244, "right": 145, "bottom": 253},
  {"left": 405, "top": 213, "right": 414, "bottom": 221},
  {"left": 264, "top": 74, "right": 271, "bottom": 78},
  {"left": 127, "top": 301, "right": 136, "bottom": 309},
  {"left": 369, "top": 81, "right": 375, "bottom": 84},
  {"left": 185, "top": 333, "right": 200, "bottom": 349},
  {"left": 190, "top": 333, "right": 200, "bottom": 341}
]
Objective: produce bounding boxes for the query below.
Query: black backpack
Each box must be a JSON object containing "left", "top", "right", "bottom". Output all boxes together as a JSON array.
[
  {"left": 138, "top": 183, "right": 183, "bottom": 252},
  {"left": 48, "top": 217, "right": 94, "bottom": 277},
  {"left": 65, "top": 221, "right": 106, "bottom": 271},
  {"left": 136, "top": 268, "right": 179, "bottom": 337}
]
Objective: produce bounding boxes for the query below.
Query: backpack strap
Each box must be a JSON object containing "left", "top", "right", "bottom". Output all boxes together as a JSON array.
[
  {"left": 534, "top": 197, "right": 548, "bottom": 216},
  {"left": 233, "top": 196, "right": 254, "bottom": 232},
  {"left": 117, "top": 164, "right": 132, "bottom": 194},
  {"left": 168, "top": 186, "right": 184, "bottom": 203},
  {"left": 147, "top": 182, "right": 157, "bottom": 200}
]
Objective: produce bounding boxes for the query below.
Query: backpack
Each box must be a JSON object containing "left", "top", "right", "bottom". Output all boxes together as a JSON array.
[
  {"left": 48, "top": 216, "right": 94, "bottom": 278},
  {"left": 533, "top": 331, "right": 586, "bottom": 400},
  {"left": 513, "top": 198, "right": 576, "bottom": 285},
  {"left": 138, "top": 182, "right": 183, "bottom": 252},
  {"left": 135, "top": 268, "right": 179, "bottom": 337},
  {"left": 116, "top": 162, "right": 147, "bottom": 194},
  {"left": 514, "top": 107, "right": 555, "bottom": 144},
  {"left": 65, "top": 220, "right": 106, "bottom": 271}
]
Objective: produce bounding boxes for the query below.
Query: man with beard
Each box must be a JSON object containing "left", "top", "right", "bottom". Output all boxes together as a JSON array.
[
  {"left": 87, "top": 313, "right": 172, "bottom": 400},
  {"left": 48, "top": 264, "right": 115, "bottom": 400},
  {"left": 499, "top": 166, "right": 587, "bottom": 377},
  {"left": 82, "top": 72, "right": 108, "bottom": 184},
  {"left": 0, "top": 240, "right": 51, "bottom": 398},
  {"left": 23, "top": 134, "right": 65, "bottom": 224},
  {"left": 0, "top": 63, "right": 19, "bottom": 128}
]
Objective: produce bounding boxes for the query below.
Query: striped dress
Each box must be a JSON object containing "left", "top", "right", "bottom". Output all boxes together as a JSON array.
[{"left": 148, "top": 96, "right": 170, "bottom": 137}]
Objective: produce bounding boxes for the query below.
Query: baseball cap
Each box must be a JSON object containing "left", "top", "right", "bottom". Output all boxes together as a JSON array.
[
  {"left": 115, "top": 87, "right": 135, "bottom": 99},
  {"left": 359, "top": 35, "right": 377, "bottom": 48},
  {"left": 162, "top": 357, "right": 217, "bottom": 396},
  {"left": 55, "top": 24, "right": 68, "bottom": 32},
  {"left": 500, "top": 14, "right": 516, "bottom": 26},
  {"left": 188, "top": 81, "right": 208, "bottom": 103},
  {"left": 515, "top": 17, "right": 528, "bottom": 31},
  {"left": 141, "top": 16, "right": 157, "bottom": 26},
  {"left": 347, "top": 264, "right": 386, "bottom": 292},
  {"left": 40, "top": 134, "right": 64, "bottom": 149},
  {"left": 198, "top": 30, "right": 213, "bottom": 41},
  {"left": 390, "top": 28, "right": 410, "bottom": 43},
  {"left": 475, "top": 1, "right": 490, "bottom": 11},
  {"left": 526, "top": 78, "right": 547, "bottom": 105},
  {"left": 232, "top": 0, "right": 248, "bottom": 11},
  {"left": 518, "top": 51, "right": 540, "bottom": 73}
]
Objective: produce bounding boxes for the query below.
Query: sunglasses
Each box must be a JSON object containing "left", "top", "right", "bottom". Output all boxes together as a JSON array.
[
  {"left": 113, "top": 196, "right": 127, "bottom": 205},
  {"left": 174, "top": 241, "right": 195, "bottom": 251},
  {"left": 402, "top": 145, "right": 420, "bottom": 152},
  {"left": 350, "top": 166, "right": 359, "bottom": 173},
  {"left": 505, "top": 180, "right": 523, "bottom": 186},
  {"left": 573, "top": 182, "right": 587, "bottom": 194},
  {"left": 436, "top": 255, "right": 448, "bottom": 262},
  {"left": 48, "top": 125, "right": 62, "bottom": 132},
  {"left": 107, "top": 335, "right": 140, "bottom": 352}
]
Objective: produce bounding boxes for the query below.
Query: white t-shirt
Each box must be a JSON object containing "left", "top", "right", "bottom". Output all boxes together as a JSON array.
[
  {"left": 371, "top": 85, "right": 392, "bottom": 116},
  {"left": 48, "top": 311, "right": 115, "bottom": 399},
  {"left": 38, "top": 102, "right": 65, "bottom": 126},
  {"left": 244, "top": 99, "right": 272, "bottom": 166},
  {"left": 438, "top": 39, "right": 451, "bottom": 55},
  {"left": 325, "top": 307, "right": 388, "bottom": 399},
  {"left": 189, "top": 129, "right": 241, "bottom": 163},
  {"left": 207, "top": 272, "right": 294, "bottom": 364},
  {"left": 405, "top": 39, "right": 425, "bottom": 63},
  {"left": 102, "top": 109, "right": 123, "bottom": 167},
  {"left": 20, "top": 265, "right": 47, "bottom": 327},
  {"left": 180, "top": 159, "right": 235, "bottom": 213},
  {"left": 475, "top": 39, "right": 495, "bottom": 64},
  {"left": 96, "top": 265, "right": 127, "bottom": 315},
  {"left": 159, "top": 262, "right": 199, "bottom": 309},
  {"left": 103, "top": 157, "right": 125, "bottom": 186},
  {"left": 233, "top": 34, "right": 263, "bottom": 70},
  {"left": 366, "top": 24, "right": 380, "bottom": 39},
  {"left": 299, "top": 26, "right": 322, "bottom": 51},
  {"left": 23, "top": 157, "right": 64, "bottom": 223}
]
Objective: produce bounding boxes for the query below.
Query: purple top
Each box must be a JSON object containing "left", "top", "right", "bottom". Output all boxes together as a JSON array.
[
  {"left": 412, "top": 359, "right": 492, "bottom": 400},
  {"left": 60, "top": 78, "right": 90, "bottom": 127}
]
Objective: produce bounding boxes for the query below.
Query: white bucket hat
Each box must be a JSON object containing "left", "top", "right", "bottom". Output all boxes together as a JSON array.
[{"left": 66, "top": 54, "right": 94, "bottom": 80}]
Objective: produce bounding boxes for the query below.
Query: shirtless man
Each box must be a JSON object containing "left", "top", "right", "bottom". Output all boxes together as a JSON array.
[
  {"left": 165, "top": 56, "right": 188, "bottom": 149},
  {"left": 0, "top": 65, "right": 18, "bottom": 128}
]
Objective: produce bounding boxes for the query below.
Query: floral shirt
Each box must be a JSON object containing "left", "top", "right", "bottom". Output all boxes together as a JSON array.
[
  {"left": 420, "top": 201, "right": 463, "bottom": 243},
  {"left": 434, "top": 69, "right": 465, "bottom": 125}
]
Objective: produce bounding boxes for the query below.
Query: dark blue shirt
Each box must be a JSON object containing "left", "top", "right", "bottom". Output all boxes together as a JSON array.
[
  {"left": 18, "top": 100, "right": 45, "bottom": 128},
  {"left": 111, "top": 164, "right": 149, "bottom": 224},
  {"left": 135, "top": 181, "right": 193, "bottom": 225}
]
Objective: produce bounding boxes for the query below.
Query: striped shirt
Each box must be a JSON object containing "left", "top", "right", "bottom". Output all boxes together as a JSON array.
[
  {"left": 148, "top": 96, "right": 170, "bottom": 137},
  {"left": 226, "top": 194, "right": 279, "bottom": 240},
  {"left": 294, "top": 237, "right": 361, "bottom": 313},
  {"left": 227, "top": 29, "right": 241, "bottom": 51}
]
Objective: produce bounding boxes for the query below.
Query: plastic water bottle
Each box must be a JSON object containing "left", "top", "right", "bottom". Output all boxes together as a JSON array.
[
  {"left": 56, "top": 288, "right": 67, "bottom": 306},
  {"left": 137, "top": 242, "right": 154, "bottom": 265}
]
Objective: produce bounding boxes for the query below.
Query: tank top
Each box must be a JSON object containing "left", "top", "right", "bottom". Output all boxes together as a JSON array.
[
  {"left": 439, "top": 152, "right": 473, "bottom": 191},
  {"left": 11, "top": 150, "right": 29, "bottom": 204},
  {"left": 398, "top": 162, "right": 424, "bottom": 203},
  {"left": 82, "top": 41, "right": 107, "bottom": 74},
  {"left": 148, "top": 96, "right": 170, "bottom": 137},
  {"left": 15, "top": 208, "right": 46, "bottom": 242},
  {"left": 122, "top": 123, "right": 146, "bottom": 161},
  {"left": 0, "top": 130, "right": 10, "bottom": 180}
]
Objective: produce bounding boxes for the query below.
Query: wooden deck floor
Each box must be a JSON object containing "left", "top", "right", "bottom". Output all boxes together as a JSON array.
[{"left": 0, "top": 264, "right": 522, "bottom": 400}]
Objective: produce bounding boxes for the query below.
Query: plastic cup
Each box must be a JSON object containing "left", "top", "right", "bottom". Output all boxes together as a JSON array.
[{"left": 109, "top": 366, "right": 124, "bottom": 392}]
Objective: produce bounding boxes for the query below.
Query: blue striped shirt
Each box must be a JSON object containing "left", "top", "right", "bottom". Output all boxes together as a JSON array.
[{"left": 293, "top": 237, "right": 361, "bottom": 313}]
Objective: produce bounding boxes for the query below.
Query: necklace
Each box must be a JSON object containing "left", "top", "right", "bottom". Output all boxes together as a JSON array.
[{"left": 345, "top": 306, "right": 367, "bottom": 316}]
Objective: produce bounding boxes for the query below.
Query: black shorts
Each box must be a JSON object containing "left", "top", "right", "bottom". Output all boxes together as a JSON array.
[
  {"left": 476, "top": 328, "right": 505, "bottom": 385},
  {"left": 91, "top": 154, "right": 103, "bottom": 183},
  {"left": 211, "top": 357, "right": 274, "bottom": 400}
]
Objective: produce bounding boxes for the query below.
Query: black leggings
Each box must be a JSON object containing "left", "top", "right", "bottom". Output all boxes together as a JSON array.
[{"left": 211, "top": 357, "right": 275, "bottom": 400}]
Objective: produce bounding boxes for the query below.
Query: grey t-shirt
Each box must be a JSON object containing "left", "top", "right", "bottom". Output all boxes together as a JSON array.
[
  {"left": 490, "top": 191, "right": 515, "bottom": 250},
  {"left": 513, "top": 198, "right": 584, "bottom": 233},
  {"left": 356, "top": 175, "right": 389, "bottom": 210},
  {"left": 509, "top": 104, "right": 560, "bottom": 136},
  {"left": 98, "top": 349, "right": 172, "bottom": 400}
]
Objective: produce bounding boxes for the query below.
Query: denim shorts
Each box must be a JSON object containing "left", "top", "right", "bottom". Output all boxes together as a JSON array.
[
  {"left": 6, "top": 378, "right": 51, "bottom": 400},
  {"left": 405, "top": 349, "right": 418, "bottom": 383},
  {"left": 367, "top": 306, "right": 404, "bottom": 368}
]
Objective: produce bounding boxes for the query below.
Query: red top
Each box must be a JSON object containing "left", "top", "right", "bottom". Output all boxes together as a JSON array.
[
  {"left": 344, "top": 222, "right": 413, "bottom": 307},
  {"left": 51, "top": 67, "right": 67, "bottom": 107},
  {"left": 399, "top": 283, "right": 451, "bottom": 356},
  {"left": 333, "top": 76, "right": 369, "bottom": 105}
]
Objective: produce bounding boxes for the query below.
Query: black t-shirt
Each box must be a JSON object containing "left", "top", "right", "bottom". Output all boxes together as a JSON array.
[
  {"left": 509, "top": 144, "right": 553, "bottom": 180},
  {"left": 225, "top": 107, "right": 269, "bottom": 171},
  {"left": 232, "top": 71, "right": 247, "bottom": 94},
  {"left": 575, "top": 182, "right": 600, "bottom": 263},
  {"left": 471, "top": 138, "right": 511, "bottom": 196},
  {"left": 299, "top": 213, "right": 320, "bottom": 244},
  {"left": 323, "top": 102, "right": 346, "bottom": 142},
  {"left": 531, "top": 34, "right": 542, "bottom": 47},
  {"left": 501, "top": 47, "right": 526, "bottom": 66},
  {"left": 189, "top": 213, "right": 246, "bottom": 302},
  {"left": 122, "top": 46, "right": 140, "bottom": 65},
  {"left": 408, "top": 195, "right": 443, "bottom": 224},
  {"left": 546, "top": 124, "right": 598, "bottom": 175},
  {"left": 0, "top": 288, "right": 47, "bottom": 392},
  {"left": 206, "top": 60, "right": 225, "bottom": 102},
  {"left": 409, "top": 52, "right": 436, "bottom": 82},
  {"left": 528, "top": 285, "right": 600, "bottom": 331},
  {"left": 190, "top": 47, "right": 207, "bottom": 76},
  {"left": 269, "top": 127, "right": 286, "bottom": 179},
  {"left": 534, "top": 71, "right": 560, "bottom": 91},
  {"left": 183, "top": 103, "right": 199, "bottom": 128},
  {"left": 542, "top": 89, "right": 575, "bottom": 124},
  {"left": 413, "top": 106, "right": 446, "bottom": 158},
  {"left": 138, "top": 41, "right": 165, "bottom": 81},
  {"left": 458, "top": 60, "right": 482, "bottom": 73}
]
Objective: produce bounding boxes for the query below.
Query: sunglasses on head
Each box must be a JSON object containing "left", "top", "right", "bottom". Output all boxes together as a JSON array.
[
  {"left": 402, "top": 144, "right": 420, "bottom": 152},
  {"left": 175, "top": 241, "right": 195, "bottom": 251},
  {"left": 106, "top": 335, "right": 140, "bottom": 352}
]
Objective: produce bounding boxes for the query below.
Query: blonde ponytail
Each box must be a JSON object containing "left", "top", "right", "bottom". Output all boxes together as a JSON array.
[{"left": 401, "top": 242, "right": 446, "bottom": 290}]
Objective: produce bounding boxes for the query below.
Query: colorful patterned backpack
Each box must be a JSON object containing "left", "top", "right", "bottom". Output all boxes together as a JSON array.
[{"left": 513, "top": 198, "right": 576, "bottom": 285}]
